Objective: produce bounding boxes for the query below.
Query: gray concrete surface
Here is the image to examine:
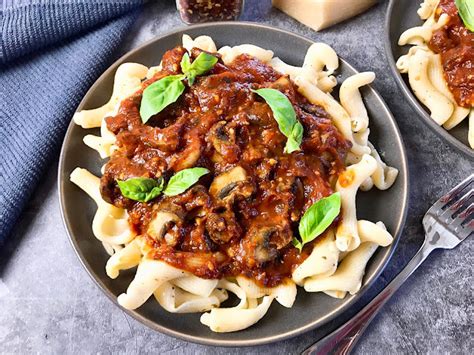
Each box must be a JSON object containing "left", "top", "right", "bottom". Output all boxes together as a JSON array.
[{"left": 1, "top": 0, "right": 473, "bottom": 354}]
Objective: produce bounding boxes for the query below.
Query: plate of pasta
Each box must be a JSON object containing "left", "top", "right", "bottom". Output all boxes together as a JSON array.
[
  {"left": 59, "top": 23, "right": 408, "bottom": 345},
  {"left": 386, "top": 0, "right": 474, "bottom": 157}
]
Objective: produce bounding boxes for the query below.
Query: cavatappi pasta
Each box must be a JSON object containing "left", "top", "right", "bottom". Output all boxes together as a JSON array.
[
  {"left": 70, "top": 35, "right": 398, "bottom": 332},
  {"left": 397, "top": 0, "right": 473, "bottom": 148}
]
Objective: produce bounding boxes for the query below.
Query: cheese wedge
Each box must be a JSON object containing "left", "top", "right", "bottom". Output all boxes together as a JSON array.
[{"left": 272, "top": 0, "right": 377, "bottom": 31}]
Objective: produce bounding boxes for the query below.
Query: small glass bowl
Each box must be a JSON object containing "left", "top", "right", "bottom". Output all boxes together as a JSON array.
[{"left": 176, "top": 0, "right": 245, "bottom": 24}]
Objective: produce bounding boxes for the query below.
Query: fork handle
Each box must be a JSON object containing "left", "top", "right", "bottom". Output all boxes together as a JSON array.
[{"left": 302, "top": 240, "right": 435, "bottom": 355}]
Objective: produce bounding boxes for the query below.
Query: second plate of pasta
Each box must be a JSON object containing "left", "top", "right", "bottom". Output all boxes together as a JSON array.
[
  {"left": 386, "top": 0, "right": 474, "bottom": 157},
  {"left": 59, "top": 23, "right": 408, "bottom": 346}
]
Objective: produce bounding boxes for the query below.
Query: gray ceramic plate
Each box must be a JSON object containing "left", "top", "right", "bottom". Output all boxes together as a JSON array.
[
  {"left": 59, "top": 23, "right": 408, "bottom": 346},
  {"left": 385, "top": 0, "right": 473, "bottom": 158}
]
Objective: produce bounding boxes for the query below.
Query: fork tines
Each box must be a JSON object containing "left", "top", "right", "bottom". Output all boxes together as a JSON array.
[{"left": 431, "top": 174, "right": 474, "bottom": 236}]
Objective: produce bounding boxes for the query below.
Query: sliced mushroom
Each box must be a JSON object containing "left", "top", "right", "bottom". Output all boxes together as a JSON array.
[
  {"left": 208, "top": 121, "right": 240, "bottom": 162},
  {"left": 205, "top": 207, "right": 241, "bottom": 244},
  {"left": 249, "top": 226, "right": 279, "bottom": 264},
  {"left": 209, "top": 166, "right": 250, "bottom": 200},
  {"left": 147, "top": 211, "right": 180, "bottom": 241}
]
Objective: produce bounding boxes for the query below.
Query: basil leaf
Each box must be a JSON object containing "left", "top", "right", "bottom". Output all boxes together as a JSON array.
[
  {"left": 293, "top": 192, "right": 341, "bottom": 251},
  {"left": 181, "top": 52, "right": 192, "bottom": 74},
  {"left": 455, "top": 0, "right": 474, "bottom": 32},
  {"left": 140, "top": 74, "right": 185, "bottom": 123},
  {"left": 163, "top": 167, "right": 210, "bottom": 196},
  {"left": 285, "top": 121, "right": 304, "bottom": 154},
  {"left": 117, "top": 177, "right": 164, "bottom": 202},
  {"left": 252, "top": 88, "right": 303, "bottom": 153},
  {"left": 181, "top": 52, "right": 218, "bottom": 85}
]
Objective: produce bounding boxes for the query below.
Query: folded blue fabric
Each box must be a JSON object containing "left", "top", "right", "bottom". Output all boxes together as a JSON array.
[{"left": 0, "top": 0, "right": 143, "bottom": 246}]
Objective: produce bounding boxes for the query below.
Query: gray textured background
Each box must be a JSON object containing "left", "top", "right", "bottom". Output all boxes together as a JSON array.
[{"left": 1, "top": 0, "right": 473, "bottom": 354}]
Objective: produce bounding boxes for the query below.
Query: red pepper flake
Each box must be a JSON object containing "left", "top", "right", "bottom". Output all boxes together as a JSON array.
[{"left": 177, "top": 0, "right": 244, "bottom": 24}]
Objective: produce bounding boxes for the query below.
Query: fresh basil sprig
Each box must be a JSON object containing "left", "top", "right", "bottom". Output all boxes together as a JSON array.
[
  {"left": 252, "top": 88, "right": 304, "bottom": 154},
  {"left": 140, "top": 52, "right": 218, "bottom": 123},
  {"left": 163, "top": 167, "right": 210, "bottom": 196},
  {"left": 181, "top": 52, "right": 218, "bottom": 85},
  {"left": 455, "top": 0, "right": 474, "bottom": 32},
  {"left": 117, "top": 177, "right": 165, "bottom": 203},
  {"left": 117, "top": 167, "right": 209, "bottom": 202},
  {"left": 293, "top": 192, "right": 341, "bottom": 251},
  {"left": 140, "top": 74, "right": 185, "bottom": 123}
]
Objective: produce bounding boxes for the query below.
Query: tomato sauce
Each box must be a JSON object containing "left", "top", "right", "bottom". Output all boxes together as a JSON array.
[
  {"left": 101, "top": 46, "right": 350, "bottom": 287},
  {"left": 429, "top": 0, "right": 474, "bottom": 107}
]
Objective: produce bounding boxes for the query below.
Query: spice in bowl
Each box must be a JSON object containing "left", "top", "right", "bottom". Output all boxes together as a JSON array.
[{"left": 176, "top": 0, "right": 245, "bottom": 24}]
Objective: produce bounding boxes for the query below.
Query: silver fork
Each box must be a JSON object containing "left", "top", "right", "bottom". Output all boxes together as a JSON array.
[{"left": 303, "top": 174, "right": 473, "bottom": 355}]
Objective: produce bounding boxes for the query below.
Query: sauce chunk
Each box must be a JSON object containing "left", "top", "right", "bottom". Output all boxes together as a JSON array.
[
  {"left": 429, "top": 0, "right": 474, "bottom": 107},
  {"left": 101, "top": 46, "right": 350, "bottom": 287}
]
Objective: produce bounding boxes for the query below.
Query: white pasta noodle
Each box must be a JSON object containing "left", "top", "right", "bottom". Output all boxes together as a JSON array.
[
  {"left": 79, "top": 63, "right": 148, "bottom": 159},
  {"left": 295, "top": 75, "right": 370, "bottom": 156},
  {"left": 408, "top": 49, "right": 454, "bottom": 125},
  {"left": 317, "top": 73, "right": 338, "bottom": 93},
  {"left": 292, "top": 230, "right": 339, "bottom": 285},
  {"left": 340, "top": 72, "right": 375, "bottom": 133},
  {"left": 118, "top": 259, "right": 188, "bottom": 310},
  {"left": 218, "top": 44, "right": 274, "bottom": 65},
  {"left": 103, "top": 243, "right": 115, "bottom": 255},
  {"left": 200, "top": 296, "right": 274, "bottom": 333},
  {"left": 323, "top": 290, "right": 347, "bottom": 299},
  {"left": 236, "top": 276, "right": 297, "bottom": 308},
  {"left": 172, "top": 276, "right": 219, "bottom": 298},
  {"left": 303, "top": 42, "right": 339, "bottom": 75},
  {"left": 70, "top": 168, "right": 136, "bottom": 245},
  {"left": 73, "top": 63, "right": 148, "bottom": 128},
  {"left": 106, "top": 238, "right": 142, "bottom": 279},
  {"left": 367, "top": 142, "right": 399, "bottom": 190},
  {"left": 268, "top": 43, "right": 338, "bottom": 94},
  {"left": 154, "top": 282, "right": 227, "bottom": 313},
  {"left": 428, "top": 54, "right": 470, "bottom": 128},
  {"left": 146, "top": 62, "right": 163, "bottom": 79},
  {"left": 358, "top": 220, "right": 393, "bottom": 247},
  {"left": 335, "top": 154, "right": 378, "bottom": 252},
  {"left": 269, "top": 57, "right": 303, "bottom": 79},
  {"left": 418, "top": 0, "right": 439, "bottom": 19},
  {"left": 70, "top": 35, "right": 398, "bottom": 332},
  {"left": 443, "top": 106, "right": 472, "bottom": 130},
  {"left": 83, "top": 119, "right": 117, "bottom": 159},
  {"left": 304, "top": 242, "right": 378, "bottom": 295},
  {"left": 399, "top": 26, "right": 434, "bottom": 46},
  {"left": 398, "top": 13, "right": 448, "bottom": 46},
  {"left": 216, "top": 279, "right": 248, "bottom": 309},
  {"left": 182, "top": 34, "right": 217, "bottom": 53}
]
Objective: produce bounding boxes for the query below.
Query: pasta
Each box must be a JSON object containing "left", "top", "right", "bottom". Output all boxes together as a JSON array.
[
  {"left": 397, "top": 0, "right": 473, "bottom": 148},
  {"left": 304, "top": 242, "right": 378, "bottom": 295},
  {"left": 69, "top": 34, "right": 399, "bottom": 332}
]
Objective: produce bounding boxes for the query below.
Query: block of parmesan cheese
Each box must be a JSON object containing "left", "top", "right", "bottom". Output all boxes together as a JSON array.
[{"left": 272, "top": 0, "right": 377, "bottom": 31}]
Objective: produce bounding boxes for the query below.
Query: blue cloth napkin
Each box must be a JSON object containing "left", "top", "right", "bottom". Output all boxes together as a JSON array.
[{"left": 0, "top": 0, "right": 143, "bottom": 246}]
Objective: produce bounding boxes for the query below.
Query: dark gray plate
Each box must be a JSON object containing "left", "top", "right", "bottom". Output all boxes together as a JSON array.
[
  {"left": 385, "top": 0, "right": 473, "bottom": 158},
  {"left": 58, "top": 22, "right": 408, "bottom": 346}
]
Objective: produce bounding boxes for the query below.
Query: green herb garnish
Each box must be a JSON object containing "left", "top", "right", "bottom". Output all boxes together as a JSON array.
[
  {"left": 117, "top": 177, "right": 165, "bottom": 203},
  {"left": 181, "top": 52, "right": 218, "bottom": 85},
  {"left": 163, "top": 167, "right": 210, "bottom": 196},
  {"left": 140, "top": 52, "right": 218, "bottom": 123},
  {"left": 140, "top": 74, "right": 185, "bottom": 123},
  {"left": 456, "top": 0, "right": 474, "bottom": 32},
  {"left": 293, "top": 192, "right": 341, "bottom": 251},
  {"left": 252, "top": 88, "right": 304, "bottom": 154},
  {"left": 117, "top": 168, "right": 210, "bottom": 202}
]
